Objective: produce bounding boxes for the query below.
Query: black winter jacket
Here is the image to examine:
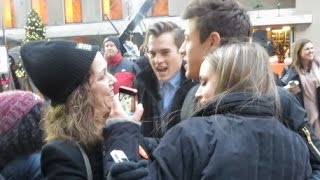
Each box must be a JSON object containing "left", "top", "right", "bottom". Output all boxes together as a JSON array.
[
  {"left": 133, "top": 63, "right": 198, "bottom": 137},
  {"left": 181, "top": 85, "right": 320, "bottom": 176},
  {"left": 41, "top": 140, "right": 103, "bottom": 180},
  {"left": 103, "top": 92, "right": 311, "bottom": 179}
]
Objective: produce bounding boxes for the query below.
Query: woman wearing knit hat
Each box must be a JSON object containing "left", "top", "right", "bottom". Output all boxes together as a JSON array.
[
  {"left": 0, "top": 90, "right": 44, "bottom": 180},
  {"left": 20, "top": 40, "right": 143, "bottom": 180}
]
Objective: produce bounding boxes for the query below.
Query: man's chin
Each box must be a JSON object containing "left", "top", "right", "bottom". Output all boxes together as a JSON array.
[{"left": 185, "top": 71, "right": 199, "bottom": 80}]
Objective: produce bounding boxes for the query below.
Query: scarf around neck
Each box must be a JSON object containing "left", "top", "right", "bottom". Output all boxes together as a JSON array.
[{"left": 105, "top": 51, "right": 123, "bottom": 66}]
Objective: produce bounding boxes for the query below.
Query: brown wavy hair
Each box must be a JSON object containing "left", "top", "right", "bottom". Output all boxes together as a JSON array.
[{"left": 41, "top": 72, "right": 104, "bottom": 148}]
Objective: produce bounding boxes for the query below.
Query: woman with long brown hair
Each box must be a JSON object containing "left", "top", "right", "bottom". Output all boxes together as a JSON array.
[{"left": 281, "top": 39, "right": 320, "bottom": 136}]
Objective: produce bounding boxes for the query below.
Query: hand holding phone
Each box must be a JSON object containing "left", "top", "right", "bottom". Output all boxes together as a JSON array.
[
  {"left": 119, "top": 86, "right": 138, "bottom": 115},
  {"left": 285, "top": 80, "right": 301, "bottom": 95}
]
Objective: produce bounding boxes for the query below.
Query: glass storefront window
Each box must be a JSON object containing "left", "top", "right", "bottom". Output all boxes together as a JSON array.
[{"left": 268, "top": 26, "right": 292, "bottom": 62}]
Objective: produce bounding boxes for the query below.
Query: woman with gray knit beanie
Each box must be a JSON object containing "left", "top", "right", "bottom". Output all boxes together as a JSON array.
[{"left": 0, "top": 90, "right": 44, "bottom": 180}]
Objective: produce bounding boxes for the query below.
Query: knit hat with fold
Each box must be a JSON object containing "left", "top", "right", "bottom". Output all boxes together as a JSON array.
[
  {"left": 0, "top": 90, "right": 44, "bottom": 168},
  {"left": 103, "top": 36, "right": 121, "bottom": 51},
  {"left": 20, "top": 40, "right": 99, "bottom": 105}
]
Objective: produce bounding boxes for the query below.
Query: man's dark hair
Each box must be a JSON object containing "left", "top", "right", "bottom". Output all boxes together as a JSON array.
[
  {"left": 144, "top": 21, "right": 185, "bottom": 49},
  {"left": 182, "top": 0, "right": 252, "bottom": 44}
]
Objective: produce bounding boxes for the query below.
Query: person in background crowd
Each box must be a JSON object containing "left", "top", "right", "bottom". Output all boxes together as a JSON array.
[
  {"left": 133, "top": 21, "right": 198, "bottom": 137},
  {"left": 103, "top": 36, "right": 140, "bottom": 93},
  {"left": 20, "top": 40, "right": 144, "bottom": 180},
  {"left": 281, "top": 39, "right": 320, "bottom": 137},
  {"left": 0, "top": 90, "right": 44, "bottom": 180},
  {"left": 105, "top": 42, "right": 311, "bottom": 180}
]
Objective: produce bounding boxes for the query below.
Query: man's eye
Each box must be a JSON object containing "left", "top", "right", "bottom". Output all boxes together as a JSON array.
[
  {"left": 161, "top": 52, "right": 169, "bottom": 56},
  {"left": 148, "top": 52, "right": 155, "bottom": 58},
  {"left": 200, "top": 81, "right": 207, "bottom": 86}
]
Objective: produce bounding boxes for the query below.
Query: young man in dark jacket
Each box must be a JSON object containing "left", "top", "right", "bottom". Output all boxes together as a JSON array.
[{"left": 133, "top": 21, "right": 198, "bottom": 138}]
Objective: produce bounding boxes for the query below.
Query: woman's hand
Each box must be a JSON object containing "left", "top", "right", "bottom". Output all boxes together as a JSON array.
[{"left": 109, "top": 94, "right": 144, "bottom": 124}]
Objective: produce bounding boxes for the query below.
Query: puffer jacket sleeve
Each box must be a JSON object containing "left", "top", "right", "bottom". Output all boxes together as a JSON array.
[
  {"left": 102, "top": 121, "right": 146, "bottom": 177},
  {"left": 102, "top": 118, "right": 213, "bottom": 180},
  {"left": 147, "top": 118, "right": 212, "bottom": 180}
]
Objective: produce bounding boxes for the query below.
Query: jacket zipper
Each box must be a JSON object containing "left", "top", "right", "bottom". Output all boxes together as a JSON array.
[{"left": 302, "top": 127, "right": 320, "bottom": 157}]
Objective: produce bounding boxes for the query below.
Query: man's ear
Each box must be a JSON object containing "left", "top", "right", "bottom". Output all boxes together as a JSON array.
[{"left": 207, "top": 32, "right": 221, "bottom": 50}]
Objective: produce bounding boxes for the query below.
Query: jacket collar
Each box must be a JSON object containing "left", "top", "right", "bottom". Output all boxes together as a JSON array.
[
  {"left": 136, "top": 62, "right": 189, "bottom": 98},
  {"left": 193, "top": 92, "right": 276, "bottom": 117}
]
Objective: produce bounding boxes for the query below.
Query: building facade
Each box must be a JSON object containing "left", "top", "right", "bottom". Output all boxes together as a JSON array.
[{"left": 0, "top": 0, "right": 319, "bottom": 56}]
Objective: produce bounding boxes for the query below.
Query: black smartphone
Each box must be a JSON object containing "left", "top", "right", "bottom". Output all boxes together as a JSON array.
[{"left": 119, "top": 86, "right": 138, "bottom": 114}]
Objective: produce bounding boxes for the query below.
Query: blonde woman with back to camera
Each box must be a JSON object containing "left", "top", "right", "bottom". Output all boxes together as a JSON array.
[{"left": 104, "top": 42, "right": 311, "bottom": 180}]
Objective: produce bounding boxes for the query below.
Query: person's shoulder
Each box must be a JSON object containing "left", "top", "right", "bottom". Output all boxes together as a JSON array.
[
  {"left": 42, "top": 140, "right": 81, "bottom": 161},
  {"left": 44, "top": 139, "right": 76, "bottom": 149},
  {"left": 41, "top": 140, "right": 85, "bottom": 177},
  {"left": 121, "top": 58, "right": 136, "bottom": 65},
  {"left": 171, "top": 116, "right": 215, "bottom": 136}
]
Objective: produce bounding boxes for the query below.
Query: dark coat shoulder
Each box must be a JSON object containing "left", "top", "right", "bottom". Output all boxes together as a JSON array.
[{"left": 41, "top": 140, "right": 103, "bottom": 180}]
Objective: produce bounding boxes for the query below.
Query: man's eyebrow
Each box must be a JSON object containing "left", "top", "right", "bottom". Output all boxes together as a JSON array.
[{"left": 160, "top": 48, "right": 171, "bottom": 52}]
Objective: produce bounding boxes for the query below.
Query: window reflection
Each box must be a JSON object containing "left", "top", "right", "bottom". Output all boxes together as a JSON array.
[
  {"left": 32, "top": 0, "right": 48, "bottom": 24},
  {"left": 65, "top": 0, "right": 82, "bottom": 23},
  {"left": 3, "top": 0, "right": 15, "bottom": 28},
  {"left": 152, "top": 0, "right": 168, "bottom": 16},
  {"left": 102, "top": 0, "right": 122, "bottom": 20}
]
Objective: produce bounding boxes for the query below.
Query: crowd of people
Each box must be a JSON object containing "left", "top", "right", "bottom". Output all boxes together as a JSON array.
[{"left": 1, "top": 0, "right": 320, "bottom": 179}]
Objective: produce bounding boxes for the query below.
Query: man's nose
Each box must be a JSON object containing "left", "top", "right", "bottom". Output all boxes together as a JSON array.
[
  {"left": 154, "top": 54, "right": 164, "bottom": 64},
  {"left": 179, "top": 41, "right": 186, "bottom": 57}
]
